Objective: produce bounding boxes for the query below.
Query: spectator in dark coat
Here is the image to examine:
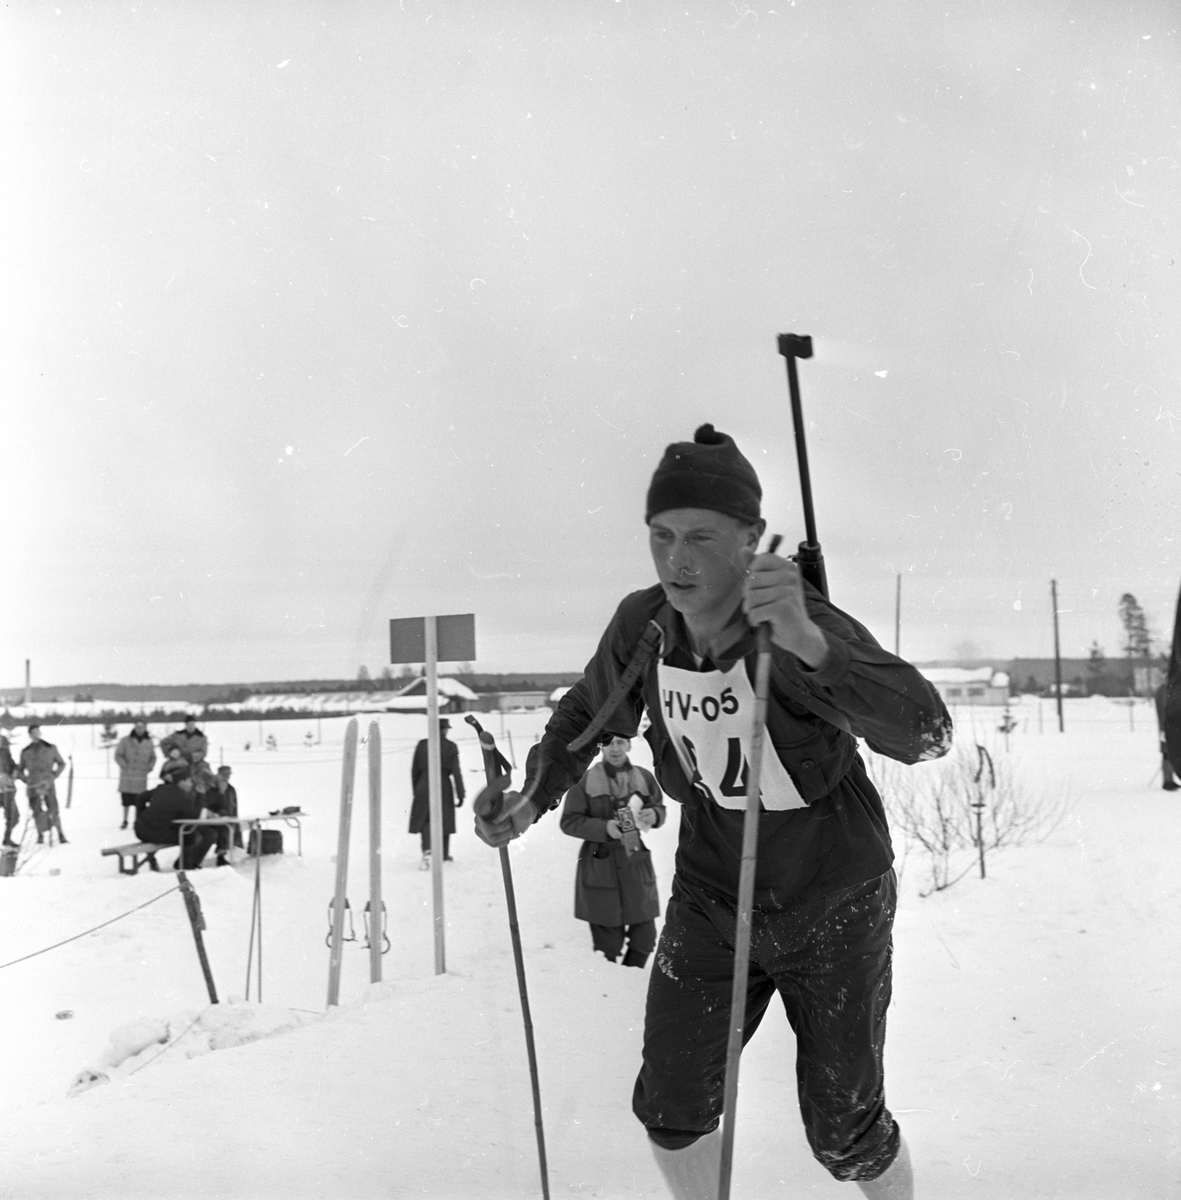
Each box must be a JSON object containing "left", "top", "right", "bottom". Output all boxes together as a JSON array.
[
  {"left": 408, "top": 719, "right": 465, "bottom": 868},
  {"left": 0, "top": 735, "right": 19, "bottom": 847},
  {"left": 160, "top": 717, "right": 209, "bottom": 764},
  {"left": 561, "top": 735, "right": 666, "bottom": 968},
  {"left": 114, "top": 721, "right": 156, "bottom": 829},
  {"left": 134, "top": 770, "right": 216, "bottom": 870}
]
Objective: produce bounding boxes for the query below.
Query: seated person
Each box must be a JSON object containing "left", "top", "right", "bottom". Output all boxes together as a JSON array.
[
  {"left": 134, "top": 769, "right": 218, "bottom": 870},
  {"left": 206, "top": 765, "right": 241, "bottom": 856},
  {"left": 159, "top": 747, "right": 189, "bottom": 786},
  {"left": 189, "top": 750, "right": 217, "bottom": 799}
]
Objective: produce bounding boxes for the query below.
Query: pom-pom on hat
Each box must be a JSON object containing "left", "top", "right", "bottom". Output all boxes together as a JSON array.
[{"left": 645, "top": 424, "right": 762, "bottom": 524}]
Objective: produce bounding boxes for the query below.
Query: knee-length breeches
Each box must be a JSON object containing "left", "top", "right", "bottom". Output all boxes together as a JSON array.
[{"left": 632, "top": 871, "right": 899, "bottom": 1183}]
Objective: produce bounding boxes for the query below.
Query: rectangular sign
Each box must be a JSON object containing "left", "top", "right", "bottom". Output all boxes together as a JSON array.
[{"left": 389, "top": 613, "right": 476, "bottom": 664}]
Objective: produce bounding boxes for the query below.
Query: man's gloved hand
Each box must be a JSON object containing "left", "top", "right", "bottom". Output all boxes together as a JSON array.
[
  {"left": 605, "top": 818, "right": 622, "bottom": 839},
  {"left": 473, "top": 780, "right": 536, "bottom": 848},
  {"left": 635, "top": 807, "right": 658, "bottom": 831}
]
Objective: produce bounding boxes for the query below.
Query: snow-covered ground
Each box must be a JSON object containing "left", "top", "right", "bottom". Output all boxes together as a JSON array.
[{"left": 0, "top": 698, "right": 1177, "bottom": 1199}]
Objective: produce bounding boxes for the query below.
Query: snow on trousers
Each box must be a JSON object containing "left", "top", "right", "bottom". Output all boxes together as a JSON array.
[{"left": 632, "top": 871, "right": 900, "bottom": 1183}]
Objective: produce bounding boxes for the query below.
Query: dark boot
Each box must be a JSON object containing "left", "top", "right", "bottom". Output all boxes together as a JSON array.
[{"left": 622, "top": 948, "right": 649, "bottom": 969}]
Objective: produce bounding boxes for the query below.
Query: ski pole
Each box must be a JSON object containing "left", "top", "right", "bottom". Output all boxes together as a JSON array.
[
  {"left": 777, "top": 334, "right": 828, "bottom": 600},
  {"left": 466, "top": 714, "right": 551, "bottom": 1200},
  {"left": 717, "top": 534, "right": 781, "bottom": 1200}
]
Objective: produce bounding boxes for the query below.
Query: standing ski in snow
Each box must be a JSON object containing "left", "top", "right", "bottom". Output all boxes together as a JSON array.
[
  {"left": 114, "top": 721, "right": 156, "bottom": 829},
  {"left": 475, "top": 425, "right": 953, "bottom": 1199},
  {"left": 409, "top": 719, "right": 465, "bottom": 868},
  {"left": 17, "top": 725, "right": 68, "bottom": 845},
  {"left": 560, "top": 734, "right": 666, "bottom": 968}
]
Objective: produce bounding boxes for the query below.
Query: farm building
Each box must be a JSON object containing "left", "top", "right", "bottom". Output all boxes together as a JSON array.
[{"left": 918, "top": 666, "right": 1011, "bottom": 706}]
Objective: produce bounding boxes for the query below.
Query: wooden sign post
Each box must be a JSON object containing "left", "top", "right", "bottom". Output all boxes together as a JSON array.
[{"left": 389, "top": 613, "right": 476, "bottom": 975}]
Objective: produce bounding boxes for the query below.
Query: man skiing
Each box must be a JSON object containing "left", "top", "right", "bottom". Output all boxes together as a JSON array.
[
  {"left": 475, "top": 425, "right": 952, "bottom": 1199},
  {"left": 18, "top": 725, "right": 68, "bottom": 845}
]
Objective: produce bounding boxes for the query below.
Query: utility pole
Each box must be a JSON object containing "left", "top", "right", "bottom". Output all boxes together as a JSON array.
[
  {"left": 24, "top": 660, "right": 31, "bottom": 706},
  {"left": 1051, "top": 579, "right": 1064, "bottom": 733}
]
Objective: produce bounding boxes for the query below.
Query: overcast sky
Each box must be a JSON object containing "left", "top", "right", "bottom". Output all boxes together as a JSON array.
[{"left": 3, "top": 2, "right": 1178, "bottom": 687}]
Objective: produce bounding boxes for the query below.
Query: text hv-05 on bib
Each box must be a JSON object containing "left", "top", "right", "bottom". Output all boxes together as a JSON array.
[{"left": 657, "top": 661, "right": 806, "bottom": 811}]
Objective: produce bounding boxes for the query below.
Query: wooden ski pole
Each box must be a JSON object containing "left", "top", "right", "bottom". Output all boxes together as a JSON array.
[
  {"left": 466, "top": 715, "right": 550, "bottom": 1200},
  {"left": 178, "top": 871, "right": 219, "bottom": 1005},
  {"left": 717, "top": 535, "right": 781, "bottom": 1200},
  {"left": 327, "top": 719, "right": 359, "bottom": 1006}
]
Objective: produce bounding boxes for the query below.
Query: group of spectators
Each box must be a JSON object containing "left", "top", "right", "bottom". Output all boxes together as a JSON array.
[
  {"left": 0, "top": 716, "right": 243, "bottom": 867},
  {"left": 116, "top": 717, "right": 240, "bottom": 869},
  {"left": 0, "top": 725, "right": 69, "bottom": 847}
]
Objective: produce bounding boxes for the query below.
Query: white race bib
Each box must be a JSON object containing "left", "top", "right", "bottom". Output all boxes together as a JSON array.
[{"left": 656, "top": 660, "right": 806, "bottom": 811}]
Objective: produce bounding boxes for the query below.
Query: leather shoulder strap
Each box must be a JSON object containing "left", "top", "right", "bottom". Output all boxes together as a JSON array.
[{"left": 566, "top": 618, "right": 665, "bottom": 754}]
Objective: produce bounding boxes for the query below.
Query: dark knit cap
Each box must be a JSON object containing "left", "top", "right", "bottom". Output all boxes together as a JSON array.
[{"left": 645, "top": 424, "right": 762, "bottom": 524}]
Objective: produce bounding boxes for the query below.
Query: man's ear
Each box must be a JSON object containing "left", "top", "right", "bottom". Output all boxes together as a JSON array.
[{"left": 746, "top": 518, "right": 767, "bottom": 549}]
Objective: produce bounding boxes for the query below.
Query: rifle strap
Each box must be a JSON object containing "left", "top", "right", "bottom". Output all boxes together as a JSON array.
[{"left": 566, "top": 619, "right": 665, "bottom": 754}]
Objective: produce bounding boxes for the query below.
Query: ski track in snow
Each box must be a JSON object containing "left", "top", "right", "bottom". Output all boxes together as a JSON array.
[{"left": 0, "top": 699, "right": 1177, "bottom": 1198}]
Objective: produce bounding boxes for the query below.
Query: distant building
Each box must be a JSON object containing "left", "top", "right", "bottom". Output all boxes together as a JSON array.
[{"left": 919, "top": 666, "right": 1010, "bottom": 706}]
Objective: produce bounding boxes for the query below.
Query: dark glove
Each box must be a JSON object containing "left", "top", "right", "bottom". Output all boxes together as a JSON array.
[{"left": 473, "top": 778, "right": 535, "bottom": 848}]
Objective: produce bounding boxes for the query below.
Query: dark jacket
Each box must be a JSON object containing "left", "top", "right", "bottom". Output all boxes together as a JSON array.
[
  {"left": 206, "top": 782, "right": 238, "bottom": 818},
  {"left": 0, "top": 740, "right": 17, "bottom": 791},
  {"left": 523, "top": 584, "right": 953, "bottom": 911},
  {"left": 408, "top": 737, "right": 466, "bottom": 835},
  {"left": 561, "top": 760, "right": 665, "bottom": 926},
  {"left": 160, "top": 728, "right": 209, "bottom": 763},
  {"left": 134, "top": 784, "right": 203, "bottom": 845}
]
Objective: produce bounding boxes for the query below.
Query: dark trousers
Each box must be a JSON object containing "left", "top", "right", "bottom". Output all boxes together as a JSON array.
[
  {"left": 632, "top": 872, "right": 899, "bottom": 1183},
  {"left": 27, "top": 784, "right": 63, "bottom": 838},
  {"left": 1, "top": 790, "right": 17, "bottom": 841},
  {"left": 420, "top": 827, "right": 451, "bottom": 858},
  {"left": 590, "top": 920, "right": 657, "bottom": 966},
  {"left": 134, "top": 821, "right": 216, "bottom": 870},
  {"left": 120, "top": 792, "right": 148, "bottom": 819}
]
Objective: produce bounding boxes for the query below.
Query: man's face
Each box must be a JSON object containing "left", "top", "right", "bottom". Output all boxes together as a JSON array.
[
  {"left": 218, "top": 770, "right": 231, "bottom": 787},
  {"left": 185, "top": 721, "right": 196, "bottom": 732},
  {"left": 28, "top": 727, "right": 42, "bottom": 743},
  {"left": 648, "top": 508, "right": 763, "bottom": 624},
  {"left": 603, "top": 737, "right": 631, "bottom": 768},
  {"left": 134, "top": 723, "right": 147, "bottom": 736},
  {"left": 177, "top": 777, "right": 193, "bottom": 791}
]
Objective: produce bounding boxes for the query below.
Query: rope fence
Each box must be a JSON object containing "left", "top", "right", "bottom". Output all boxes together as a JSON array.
[{"left": 0, "top": 885, "right": 181, "bottom": 971}]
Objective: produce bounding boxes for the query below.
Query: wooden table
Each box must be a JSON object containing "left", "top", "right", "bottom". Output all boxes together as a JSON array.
[{"left": 175, "top": 812, "right": 303, "bottom": 866}]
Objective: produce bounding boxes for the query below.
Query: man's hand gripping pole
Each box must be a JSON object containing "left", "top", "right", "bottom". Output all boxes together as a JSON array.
[{"left": 464, "top": 715, "right": 551, "bottom": 1200}]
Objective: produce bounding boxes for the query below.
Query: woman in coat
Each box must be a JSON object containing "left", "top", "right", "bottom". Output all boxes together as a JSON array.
[
  {"left": 114, "top": 721, "right": 156, "bottom": 829},
  {"left": 560, "top": 735, "right": 666, "bottom": 968},
  {"left": 408, "top": 719, "right": 465, "bottom": 868}
]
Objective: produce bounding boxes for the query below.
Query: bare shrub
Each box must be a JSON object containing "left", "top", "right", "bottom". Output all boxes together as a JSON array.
[{"left": 864, "top": 735, "right": 1072, "bottom": 897}]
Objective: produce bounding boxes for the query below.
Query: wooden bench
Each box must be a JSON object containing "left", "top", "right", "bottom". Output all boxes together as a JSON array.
[{"left": 101, "top": 841, "right": 168, "bottom": 875}]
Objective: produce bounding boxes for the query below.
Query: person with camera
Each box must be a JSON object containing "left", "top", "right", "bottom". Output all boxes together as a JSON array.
[{"left": 560, "top": 734, "right": 666, "bottom": 968}]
